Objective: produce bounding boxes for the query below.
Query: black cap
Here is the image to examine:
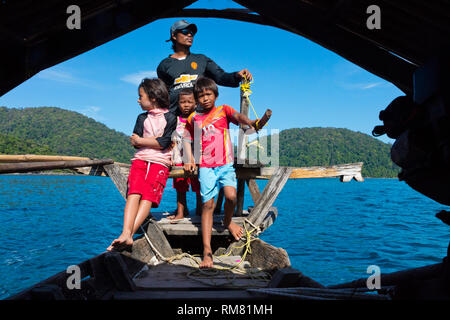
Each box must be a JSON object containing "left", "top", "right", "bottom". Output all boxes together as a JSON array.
[{"left": 166, "top": 19, "right": 197, "bottom": 42}]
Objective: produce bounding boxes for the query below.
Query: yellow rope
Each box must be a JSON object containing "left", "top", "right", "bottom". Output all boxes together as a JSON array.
[
  {"left": 140, "top": 220, "right": 270, "bottom": 288},
  {"left": 240, "top": 78, "right": 265, "bottom": 151},
  {"left": 240, "top": 78, "right": 260, "bottom": 122}
]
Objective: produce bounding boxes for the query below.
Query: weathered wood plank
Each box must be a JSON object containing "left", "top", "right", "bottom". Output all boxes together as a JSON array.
[
  {"left": 248, "top": 167, "right": 292, "bottom": 228},
  {"left": 114, "top": 290, "right": 265, "bottom": 300},
  {"left": 133, "top": 263, "right": 268, "bottom": 289},
  {"left": 145, "top": 220, "right": 175, "bottom": 259},
  {"left": 259, "top": 162, "right": 363, "bottom": 180},
  {"left": 155, "top": 209, "right": 276, "bottom": 236},
  {"left": 0, "top": 159, "right": 114, "bottom": 174},
  {"left": 237, "top": 83, "right": 250, "bottom": 163},
  {"left": 235, "top": 178, "right": 246, "bottom": 216},
  {"left": 167, "top": 163, "right": 363, "bottom": 180},
  {"left": 0, "top": 154, "right": 91, "bottom": 162},
  {"left": 244, "top": 238, "right": 290, "bottom": 271},
  {"left": 246, "top": 179, "right": 261, "bottom": 202},
  {"left": 226, "top": 167, "right": 291, "bottom": 255}
]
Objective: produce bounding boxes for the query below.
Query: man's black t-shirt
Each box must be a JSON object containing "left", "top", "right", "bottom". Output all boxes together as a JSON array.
[{"left": 157, "top": 53, "right": 241, "bottom": 113}]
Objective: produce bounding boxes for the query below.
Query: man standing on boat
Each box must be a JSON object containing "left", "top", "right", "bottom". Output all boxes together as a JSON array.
[
  {"left": 157, "top": 19, "right": 253, "bottom": 114},
  {"left": 157, "top": 20, "right": 252, "bottom": 216}
]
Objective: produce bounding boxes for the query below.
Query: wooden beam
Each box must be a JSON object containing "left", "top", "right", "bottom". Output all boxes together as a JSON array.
[
  {"left": 0, "top": 159, "right": 114, "bottom": 174},
  {"left": 145, "top": 221, "right": 175, "bottom": 259},
  {"left": 246, "top": 179, "right": 261, "bottom": 202},
  {"left": 103, "top": 163, "right": 128, "bottom": 199},
  {"left": 155, "top": 210, "right": 276, "bottom": 236},
  {"left": 247, "top": 166, "right": 293, "bottom": 228},
  {"left": 0, "top": 154, "right": 91, "bottom": 163},
  {"left": 235, "top": 178, "right": 246, "bottom": 216},
  {"left": 226, "top": 167, "right": 292, "bottom": 255},
  {"left": 123, "top": 162, "right": 363, "bottom": 180},
  {"left": 259, "top": 162, "right": 363, "bottom": 180}
]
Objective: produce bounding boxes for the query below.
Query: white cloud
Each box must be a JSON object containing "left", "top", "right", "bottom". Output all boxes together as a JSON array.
[
  {"left": 79, "top": 106, "right": 105, "bottom": 121},
  {"left": 338, "top": 82, "right": 384, "bottom": 90},
  {"left": 120, "top": 70, "right": 157, "bottom": 86},
  {"left": 36, "top": 67, "right": 100, "bottom": 89},
  {"left": 361, "top": 82, "right": 383, "bottom": 90},
  {"left": 37, "top": 69, "right": 77, "bottom": 83}
]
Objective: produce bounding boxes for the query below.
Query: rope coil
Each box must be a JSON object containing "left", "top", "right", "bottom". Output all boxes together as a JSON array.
[{"left": 139, "top": 219, "right": 269, "bottom": 287}]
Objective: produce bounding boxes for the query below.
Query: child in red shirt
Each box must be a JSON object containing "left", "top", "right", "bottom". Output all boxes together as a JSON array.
[
  {"left": 169, "top": 89, "right": 202, "bottom": 220},
  {"left": 183, "top": 77, "right": 257, "bottom": 268}
]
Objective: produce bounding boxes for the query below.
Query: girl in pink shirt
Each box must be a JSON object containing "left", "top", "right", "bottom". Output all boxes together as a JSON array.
[{"left": 107, "top": 78, "right": 176, "bottom": 252}]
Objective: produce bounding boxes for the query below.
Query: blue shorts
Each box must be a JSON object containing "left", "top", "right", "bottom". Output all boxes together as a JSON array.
[{"left": 198, "top": 163, "right": 237, "bottom": 203}]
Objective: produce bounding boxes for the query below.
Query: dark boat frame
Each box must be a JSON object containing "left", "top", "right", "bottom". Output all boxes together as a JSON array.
[{"left": 1, "top": 0, "right": 450, "bottom": 300}]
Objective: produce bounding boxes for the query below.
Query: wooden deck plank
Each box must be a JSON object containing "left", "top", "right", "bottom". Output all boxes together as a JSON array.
[
  {"left": 132, "top": 255, "right": 270, "bottom": 290},
  {"left": 114, "top": 290, "right": 265, "bottom": 300},
  {"left": 151, "top": 208, "right": 276, "bottom": 236}
]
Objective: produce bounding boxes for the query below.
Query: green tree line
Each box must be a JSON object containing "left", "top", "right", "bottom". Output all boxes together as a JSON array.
[{"left": 0, "top": 107, "right": 399, "bottom": 177}]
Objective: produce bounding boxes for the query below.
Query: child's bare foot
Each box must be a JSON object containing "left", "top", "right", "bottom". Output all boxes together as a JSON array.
[
  {"left": 199, "top": 251, "right": 214, "bottom": 268},
  {"left": 168, "top": 209, "right": 189, "bottom": 220},
  {"left": 107, "top": 233, "right": 133, "bottom": 251},
  {"left": 168, "top": 212, "right": 185, "bottom": 220},
  {"left": 225, "top": 221, "right": 244, "bottom": 240}
]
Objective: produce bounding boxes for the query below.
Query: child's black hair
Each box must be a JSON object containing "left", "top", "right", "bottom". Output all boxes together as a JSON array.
[
  {"left": 193, "top": 77, "right": 219, "bottom": 99},
  {"left": 139, "top": 78, "right": 170, "bottom": 109},
  {"left": 178, "top": 88, "right": 194, "bottom": 98}
]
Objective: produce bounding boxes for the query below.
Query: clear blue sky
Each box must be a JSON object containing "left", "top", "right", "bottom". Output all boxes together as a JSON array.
[{"left": 0, "top": 0, "right": 402, "bottom": 144}]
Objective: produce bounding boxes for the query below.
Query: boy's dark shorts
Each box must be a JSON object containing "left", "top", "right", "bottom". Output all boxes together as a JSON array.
[{"left": 172, "top": 163, "right": 200, "bottom": 193}]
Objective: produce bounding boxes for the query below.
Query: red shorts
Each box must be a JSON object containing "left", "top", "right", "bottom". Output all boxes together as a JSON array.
[
  {"left": 173, "top": 163, "right": 200, "bottom": 193},
  {"left": 127, "top": 159, "right": 169, "bottom": 208}
]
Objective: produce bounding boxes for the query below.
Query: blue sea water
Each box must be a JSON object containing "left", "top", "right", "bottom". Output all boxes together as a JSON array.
[{"left": 0, "top": 175, "right": 449, "bottom": 299}]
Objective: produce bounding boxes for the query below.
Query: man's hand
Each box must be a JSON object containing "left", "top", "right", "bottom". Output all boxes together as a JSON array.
[
  {"left": 184, "top": 163, "right": 196, "bottom": 173},
  {"left": 237, "top": 69, "right": 253, "bottom": 81},
  {"left": 249, "top": 119, "right": 258, "bottom": 131},
  {"left": 130, "top": 134, "right": 141, "bottom": 147}
]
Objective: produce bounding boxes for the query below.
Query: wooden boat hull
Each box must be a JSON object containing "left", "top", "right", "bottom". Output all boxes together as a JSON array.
[{"left": 6, "top": 236, "right": 291, "bottom": 300}]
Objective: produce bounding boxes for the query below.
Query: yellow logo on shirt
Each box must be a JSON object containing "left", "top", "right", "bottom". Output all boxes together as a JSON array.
[
  {"left": 191, "top": 62, "right": 198, "bottom": 70},
  {"left": 174, "top": 74, "right": 198, "bottom": 84}
]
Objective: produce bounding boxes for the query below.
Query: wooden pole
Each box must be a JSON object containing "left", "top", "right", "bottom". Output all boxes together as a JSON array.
[
  {"left": 236, "top": 83, "right": 250, "bottom": 215},
  {"left": 246, "top": 179, "right": 261, "bottom": 203},
  {"left": 0, "top": 159, "right": 114, "bottom": 174},
  {"left": 103, "top": 163, "right": 129, "bottom": 199},
  {"left": 226, "top": 166, "right": 293, "bottom": 255},
  {"left": 0, "top": 154, "right": 91, "bottom": 163}
]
